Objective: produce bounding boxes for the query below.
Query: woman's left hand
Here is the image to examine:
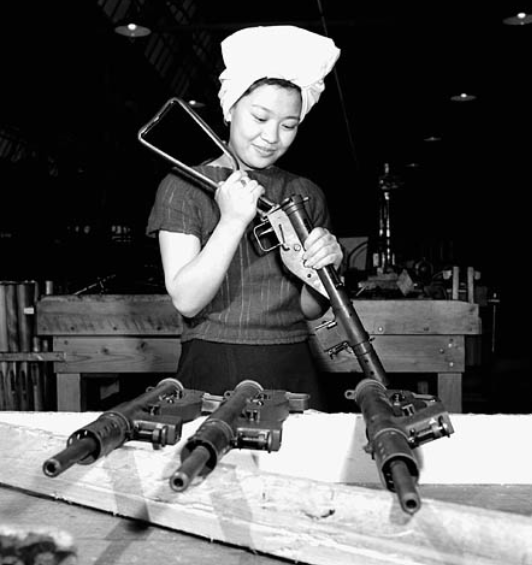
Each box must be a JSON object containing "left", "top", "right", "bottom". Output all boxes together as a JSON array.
[{"left": 302, "top": 227, "right": 343, "bottom": 271}]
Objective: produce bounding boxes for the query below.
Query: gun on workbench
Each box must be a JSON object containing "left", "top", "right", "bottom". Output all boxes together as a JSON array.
[
  {"left": 42, "top": 378, "right": 204, "bottom": 478},
  {"left": 346, "top": 382, "right": 452, "bottom": 513},
  {"left": 262, "top": 193, "right": 455, "bottom": 514},
  {"left": 169, "top": 379, "right": 308, "bottom": 492},
  {"left": 138, "top": 99, "right": 454, "bottom": 513}
]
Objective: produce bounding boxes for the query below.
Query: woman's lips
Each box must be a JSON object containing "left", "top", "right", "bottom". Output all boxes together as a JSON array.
[{"left": 253, "top": 145, "right": 276, "bottom": 157}]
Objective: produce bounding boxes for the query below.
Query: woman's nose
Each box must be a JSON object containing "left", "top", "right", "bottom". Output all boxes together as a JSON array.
[{"left": 260, "top": 123, "right": 279, "bottom": 143}]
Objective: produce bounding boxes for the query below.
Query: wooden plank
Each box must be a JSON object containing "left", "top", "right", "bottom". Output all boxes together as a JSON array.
[
  {"left": 309, "top": 334, "right": 465, "bottom": 373},
  {"left": 0, "top": 352, "right": 65, "bottom": 362},
  {"left": 52, "top": 334, "right": 465, "bottom": 374},
  {"left": 36, "top": 295, "right": 183, "bottom": 336},
  {"left": 316, "top": 299, "right": 481, "bottom": 335},
  {"left": 56, "top": 373, "right": 83, "bottom": 412},
  {"left": 437, "top": 373, "right": 462, "bottom": 413},
  {"left": 53, "top": 335, "right": 464, "bottom": 374},
  {"left": 52, "top": 337, "right": 181, "bottom": 373},
  {"left": 3, "top": 283, "right": 22, "bottom": 409},
  {"left": 51, "top": 334, "right": 465, "bottom": 411},
  {"left": 36, "top": 296, "right": 480, "bottom": 337},
  {"left": 418, "top": 485, "right": 532, "bottom": 516},
  {"left": 0, "top": 487, "right": 285, "bottom": 565},
  {"left": 0, "top": 413, "right": 531, "bottom": 565},
  {"left": 0, "top": 284, "right": 11, "bottom": 410}
]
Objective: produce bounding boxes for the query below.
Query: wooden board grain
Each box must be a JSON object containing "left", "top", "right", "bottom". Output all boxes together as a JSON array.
[
  {"left": 315, "top": 299, "right": 481, "bottom": 335},
  {"left": 52, "top": 337, "right": 180, "bottom": 373},
  {"left": 36, "top": 295, "right": 183, "bottom": 336},
  {"left": 309, "top": 334, "right": 465, "bottom": 373},
  {"left": 0, "top": 412, "right": 531, "bottom": 565},
  {"left": 36, "top": 296, "right": 480, "bottom": 337},
  {"left": 0, "top": 486, "right": 286, "bottom": 565},
  {"left": 36, "top": 295, "right": 480, "bottom": 413}
]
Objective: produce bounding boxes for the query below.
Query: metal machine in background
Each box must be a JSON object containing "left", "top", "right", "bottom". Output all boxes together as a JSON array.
[
  {"left": 373, "top": 162, "right": 403, "bottom": 274},
  {"left": 355, "top": 162, "right": 406, "bottom": 296},
  {"left": 351, "top": 163, "right": 489, "bottom": 305}
]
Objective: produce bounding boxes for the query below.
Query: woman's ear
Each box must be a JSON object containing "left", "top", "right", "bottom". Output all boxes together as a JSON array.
[{"left": 225, "top": 105, "right": 236, "bottom": 125}]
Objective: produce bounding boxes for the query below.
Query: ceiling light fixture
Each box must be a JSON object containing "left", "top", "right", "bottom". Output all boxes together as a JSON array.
[
  {"left": 114, "top": 1, "right": 152, "bottom": 38},
  {"left": 503, "top": 12, "right": 532, "bottom": 25},
  {"left": 450, "top": 92, "right": 477, "bottom": 102},
  {"left": 187, "top": 100, "right": 206, "bottom": 109}
]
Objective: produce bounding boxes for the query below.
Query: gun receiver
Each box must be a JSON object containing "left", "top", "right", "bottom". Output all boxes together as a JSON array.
[
  {"left": 42, "top": 378, "right": 204, "bottom": 478},
  {"left": 346, "top": 380, "right": 454, "bottom": 514},
  {"left": 170, "top": 379, "right": 308, "bottom": 492}
]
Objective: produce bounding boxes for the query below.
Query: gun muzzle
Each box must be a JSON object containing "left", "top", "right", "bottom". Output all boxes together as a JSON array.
[
  {"left": 170, "top": 445, "right": 211, "bottom": 492},
  {"left": 388, "top": 459, "right": 421, "bottom": 514},
  {"left": 42, "top": 436, "right": 99, "bottom": 477}
]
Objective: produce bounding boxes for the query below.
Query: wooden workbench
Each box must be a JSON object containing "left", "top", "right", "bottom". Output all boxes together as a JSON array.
[
  {"left": 0, "top": 486, "right": 286, "bottom": 565},
  {"left": 0, "top": 411, "right": 531, "bottom": 565},
  {"left": 35, "top": 295, "right": 481, "bottom": 412},
  {"left": 2, "top": 483, "right": 531, "bottom": 565}
]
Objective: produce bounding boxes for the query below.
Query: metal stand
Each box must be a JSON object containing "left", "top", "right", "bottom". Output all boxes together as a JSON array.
[{"left": 373, "top": 163, "right": 402, "bottom": 273}]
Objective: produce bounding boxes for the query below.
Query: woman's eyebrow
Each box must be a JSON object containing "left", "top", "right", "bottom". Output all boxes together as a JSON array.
[{"left": 250, "top": 104, "right": 300, "bottom": 121}]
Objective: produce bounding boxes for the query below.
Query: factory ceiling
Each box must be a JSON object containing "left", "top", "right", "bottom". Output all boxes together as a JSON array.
[{"left": 0, "top": 1, "right": 530, "bottom": 268}]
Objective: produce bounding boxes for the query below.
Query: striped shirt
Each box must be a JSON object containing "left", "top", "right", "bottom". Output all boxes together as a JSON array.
[{"left": 146, "top": 165, "right": 332, "bottom": 345}]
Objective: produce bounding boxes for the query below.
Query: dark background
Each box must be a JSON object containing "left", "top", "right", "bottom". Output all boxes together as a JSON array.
[{"left": 0, "top": 2, "right": 530, "bottom": 407}]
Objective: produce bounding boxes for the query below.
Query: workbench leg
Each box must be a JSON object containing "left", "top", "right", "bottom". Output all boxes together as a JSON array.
[
  {"left": 56, "top": 373, "right": 82, "bottom": 412},
  {"left": 437, "top": 373, "right": 462, "bottom": 413}
]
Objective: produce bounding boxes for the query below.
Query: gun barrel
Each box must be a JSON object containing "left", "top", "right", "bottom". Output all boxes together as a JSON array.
[
  {"left": 42, "top": 436, "right": 98, "bottom": 477},
  {"left": 280, "top": 195, "right": 388, "bottom": 385},
  {"left": 170, "top": 445, "right": 211, "bottom": 492},
  {"left": 42, "top": 378, "right": 195, "bottom": 480},
  {"left": 388, "top": 459, "right": 421, "bottom": 514},
  {"left": 169, "top": 380, "right": 264, "bottom": 492},
  {"left": 351, "top": 378, "right": 423, "bottom": 512}
]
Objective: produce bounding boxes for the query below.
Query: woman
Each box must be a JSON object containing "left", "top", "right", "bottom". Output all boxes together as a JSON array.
[{"left": 147, "top": 25, "right": 342, "bottom": 410}]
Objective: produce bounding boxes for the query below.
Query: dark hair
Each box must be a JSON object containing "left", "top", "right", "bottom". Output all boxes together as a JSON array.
[{"left": 239, "top": 77, "right": 301, "bottom": 101}]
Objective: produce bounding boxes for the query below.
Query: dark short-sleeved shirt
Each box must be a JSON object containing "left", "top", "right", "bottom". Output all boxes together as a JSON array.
[{"left": 146, "top": 165, "right": 331, "bottom": 345}]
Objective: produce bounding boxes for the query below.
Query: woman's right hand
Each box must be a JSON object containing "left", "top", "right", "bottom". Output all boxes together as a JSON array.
[{"left": 215, "top": 171, "right": 264, "bottom": 227}]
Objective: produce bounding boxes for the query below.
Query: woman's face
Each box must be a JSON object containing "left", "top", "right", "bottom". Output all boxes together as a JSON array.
[{"left": 228, "top": 84, "right": 302, "bottom": 170}]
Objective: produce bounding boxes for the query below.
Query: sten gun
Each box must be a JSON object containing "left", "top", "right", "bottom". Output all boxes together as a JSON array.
[
  {"left": 138, "top": 99, "right": 454, "bottom": 512},
  {"left": 42, "top": 378, "right": 204, "bottom": 478},
  {"left": 170, "top": 379, "right": 308, "bottom": 492},
  {"left": 346, "top": 381, "right": 453, "bottom": 513},
  {"left": 262, "top": 192, "right": 454, "bottom": 514}
]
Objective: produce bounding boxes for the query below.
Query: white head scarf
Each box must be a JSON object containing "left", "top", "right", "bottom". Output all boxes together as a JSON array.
[{"left": 218, "top": 25, "right": 340, "bottom": 123}]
